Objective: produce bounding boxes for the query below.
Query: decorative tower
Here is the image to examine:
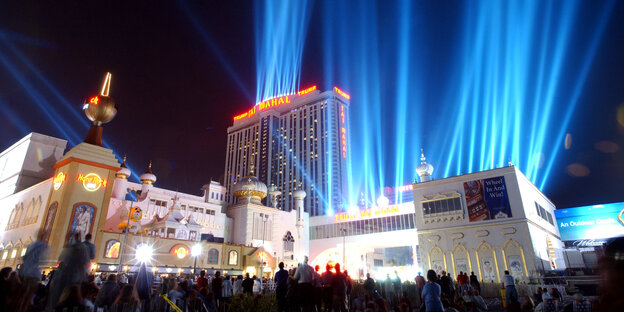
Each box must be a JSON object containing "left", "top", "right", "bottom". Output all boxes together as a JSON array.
[
  {"left": 268, "top": 184, "right": 281, "bottom": 208},
  {"left": 139, "top": 162, "right": 157, "bottom": 195},
  {"left": 42, "top": 73, "right": 120, "bottom": 264},
  {"left": 293, "top": 189, "right": 306, "bottom": 238},
  {"left": 416, "top": 149, "right": 434, "bottom": 183},
  {"left": 112, "top": 156, "right": 131, "bottom": 199}
]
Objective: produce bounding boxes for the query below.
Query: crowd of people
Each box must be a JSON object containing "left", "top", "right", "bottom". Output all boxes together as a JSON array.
[{"left": 4, "top": 228, "right": 622, "bottom": 311}]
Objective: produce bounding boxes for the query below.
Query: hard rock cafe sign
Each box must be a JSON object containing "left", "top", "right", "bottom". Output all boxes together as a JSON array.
[
  {"left": 77, "top": 173, "right": 108, "bottom": 192},
  {"left": 53, "top": 172, "right": 66, "bottom": 190}
]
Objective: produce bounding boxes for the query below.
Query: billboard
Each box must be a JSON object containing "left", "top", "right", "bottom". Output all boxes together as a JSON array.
[
  {"left": 555, "top": 202, "right": 624, "bottom": 246},
  {"left": 463, "top": 176, "right": 512, "bottom": 222}
]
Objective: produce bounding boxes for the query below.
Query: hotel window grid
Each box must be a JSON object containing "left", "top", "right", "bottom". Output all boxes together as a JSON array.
[
  {"left": 421, "top": 197, "right": 463, "bottom": 215},
  {"left": 310, "top": 213, "right": 416, "bottom": 240}
]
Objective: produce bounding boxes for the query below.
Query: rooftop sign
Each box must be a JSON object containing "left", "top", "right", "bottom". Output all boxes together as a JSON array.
[{"left": 233, "top": 85, "right": 319, "bottom": 121}]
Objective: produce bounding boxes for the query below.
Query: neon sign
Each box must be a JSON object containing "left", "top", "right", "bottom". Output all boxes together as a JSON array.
[
  {"left": 89, "top": 96, "right": 99, "bottom": 105},
  {"left": 297, "top": 85, "right": 317, "bottom": 96},
  {"left": 334, "top": 205, "right": 402, "bottom": 222},
  {"left": 53, "top": 172, "right": 66, "bottom": 190},
  {"left": 340, "top": 105, "right": 347, "bottom": 158},
  {"left": 172, "top": 246, "right": 189, "bottom": 259},
  {"left": 334, "top": 86, "right": 351, "bottom": 100},
  {"left": 77, "top": 173, "right": 108, "bottom": 192},
  {"left": 233, "top": 95, "right": 292, "bottom": 121}
]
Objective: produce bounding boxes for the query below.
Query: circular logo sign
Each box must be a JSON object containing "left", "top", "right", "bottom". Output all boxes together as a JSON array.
[
  {"left": 78, "top": 173, "right": 106, "bottom": 192},
  {"left": 53, "top": 172, "right": 66, "bottom": 190}
]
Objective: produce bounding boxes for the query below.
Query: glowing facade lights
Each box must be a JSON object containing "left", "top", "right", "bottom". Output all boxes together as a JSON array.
[
  {"left": 77, "top": 173, "right": 107, "bottom": 192},
  {"left": 334, "top": 86, "right": 351, "bottom": 100},
  {"left": 53, "top": 172, "right": 66, "bottom": 190},
  {"left": 191, "top": 244, "right": 202, "bottom": 257},
  {"left": 340, "top": 105, "right": 347, "bottom": 159},
  {"left": 334, "top": 205, "right": 402, "bottom": 222}
]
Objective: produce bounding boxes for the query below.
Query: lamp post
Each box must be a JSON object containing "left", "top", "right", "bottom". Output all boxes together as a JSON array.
[
  {"left": 259, "top": 213, "right": 270, "bottom": 294},
  {"left": 118, "top": 189, "right": 140, "bottom": 275},
  {"left": 191, "top": 244, "right": 202, "bottom": 277}
]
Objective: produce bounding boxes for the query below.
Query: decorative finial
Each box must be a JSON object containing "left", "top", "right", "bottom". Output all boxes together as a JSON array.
[
  {"left": 120, "top": 155, "right": 127, "bottom": 168},
  {"left": 147, "top": 161, "right": 152, "bottom": 173},
  {"left": 83, "top": 72, "right": 117, "bottom": 146},
  {"left": 420, "top": 148, "right": 427, "bottom": 164},
  {"left": 249, "top": 164, "right": 255, "bottom": 175}
]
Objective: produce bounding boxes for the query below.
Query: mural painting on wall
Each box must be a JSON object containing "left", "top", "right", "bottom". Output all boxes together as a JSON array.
[
  {"left": 456, "top": 259, "right": 468, "bottom": 273},
  {"left": 66, "top": 203, "right": 96, "bottom": 244},
  {"left": 463, "top": 176, "right": 512, "bottom": 222},
  {"left": 432, "top": 261, "right": 444, "bottom": 275},
  {"left": 42, "top": 202, "right": 58, "bottom": 243},
  {"left": 481, "top": 257, "right": 496, "bottom": 282},
  {"left": 508, "top": 255, "right": 523, "bottom": 278}
]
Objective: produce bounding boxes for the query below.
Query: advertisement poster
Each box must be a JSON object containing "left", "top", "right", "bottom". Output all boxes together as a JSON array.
[
  {"left": 432, "top": 261, "right": 444, "bottom": 276},
  {"left": 508, "top": 255, "right": 523, "bottom": 278},
  {"left": 456, "top": 259, "right": 468, "bottom": 274},
  {"left": 481, "top": 257, "right": 496, "bottom": 282},
  {"left": 555, "top": 202, "right": 624, "bottom": 244},
  {"left": 463, "top": 176, "right": 511, "bottom": 222}
]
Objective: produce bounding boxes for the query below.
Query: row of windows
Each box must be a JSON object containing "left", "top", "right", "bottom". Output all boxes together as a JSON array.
[
  {"left": 310, "top": 213, "right": 416, "bottom": 240},
  {"left": 535, "top": 203, "right": 554, "bottom": 225},
  {"left": 422, "top": 197, "right": 463, "bottom": 215}
]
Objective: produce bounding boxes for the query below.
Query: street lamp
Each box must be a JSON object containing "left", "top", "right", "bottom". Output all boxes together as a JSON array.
[
  {"left": 259, "top": 213, "right": 270, "bottom": 294},
  {"left": 191, "top": 244, "right": 202, "bottom": 276}
]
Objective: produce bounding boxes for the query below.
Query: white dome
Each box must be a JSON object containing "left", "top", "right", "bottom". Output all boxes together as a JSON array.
[
  {"left": 416, "top": 149, "right": 434, "bottom": 177},
  {"left": 293, "top": 189, "right": 306, "bottom": 199},
  {"left": 139, "top": 162, "right": 157, "bottom": 184}
]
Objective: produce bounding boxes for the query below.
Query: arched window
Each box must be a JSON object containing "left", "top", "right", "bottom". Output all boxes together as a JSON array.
[
  {"left": 228, "top": 250, "right": 238, "bottom": 266},
  {"left": 104, "top": 240, "right": 121, "bottom": 258},
  {"left": 208, "top": 249, "right": 219, "bottom": 264},
  {"left": 283, "top": 231, "right": 295, "bottom": 253}
]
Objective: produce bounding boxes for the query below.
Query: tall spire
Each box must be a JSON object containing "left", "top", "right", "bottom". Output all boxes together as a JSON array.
[{"left": 100, "top": 72, "right": 112, "bottom": 96}]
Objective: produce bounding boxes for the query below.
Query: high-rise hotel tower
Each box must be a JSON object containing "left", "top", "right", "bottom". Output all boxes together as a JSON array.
[{"left": 224, "top": 86, "right": 351, "bottom": 216}]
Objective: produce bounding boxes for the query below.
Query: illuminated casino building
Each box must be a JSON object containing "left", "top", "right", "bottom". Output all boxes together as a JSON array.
[{"left": 224, "top": 86, "right": 351, "bottom": 216}]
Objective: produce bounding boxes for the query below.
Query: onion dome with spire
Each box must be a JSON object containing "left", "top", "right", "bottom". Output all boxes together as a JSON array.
[
  {"left": 232, "top": 166, "right": 267, "bottom": 201},
  {"left": 416, "top": 149, "right": 434, "bottom": 182},
  {"left": 139, "top": 161, "right": 157, "bottom": 185},
  {"left": 115, "top": 155, "right": 131, "bottom": 179},
  {"left": 83, "top": 72, "right": 117, "bottom": 146}
]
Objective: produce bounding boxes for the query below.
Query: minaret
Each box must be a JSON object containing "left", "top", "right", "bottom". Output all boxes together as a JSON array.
[
  {"left": 42, "top": 72, "right": 120, "bottom": 264},
  {"left": 268, "top": 184, "right": 281, "bottom": 209},
  {"left": 112, "top": 155, "right": 131, "bottom": 199},
  {"left": 139, "top": 161, "right": 157, "bottom": 195},
  {"left": 293, "top": 189, "right": 306, "bottom": 238},
  {"left": 416, "top": 149, "right": 434, "bottom": 183}
]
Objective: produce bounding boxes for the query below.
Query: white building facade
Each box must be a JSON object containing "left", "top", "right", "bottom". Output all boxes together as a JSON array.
[{"left": 413, "top": 165, "right": 565, "bottom": 282}]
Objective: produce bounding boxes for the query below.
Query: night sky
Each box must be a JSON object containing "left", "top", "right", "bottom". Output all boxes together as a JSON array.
[{"left": 1, "top": 1, "right": 623, "bottom": 210}]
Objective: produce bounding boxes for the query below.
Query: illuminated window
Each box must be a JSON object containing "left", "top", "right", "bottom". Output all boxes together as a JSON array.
[
  {"left": 21, "top": 248, "right": 27, "bottom": 257},
  {"left": 1, "top": 251, "right": 7, "bottom": 260},
  {"left": 104, "top": 240, "right": 121, "bottom": 258},
  {"left": 10, "top": 249, "right": 17, "bottom": 258},
  {"left": 228, "top": 250, "right": 238, "bottom": 266}
]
